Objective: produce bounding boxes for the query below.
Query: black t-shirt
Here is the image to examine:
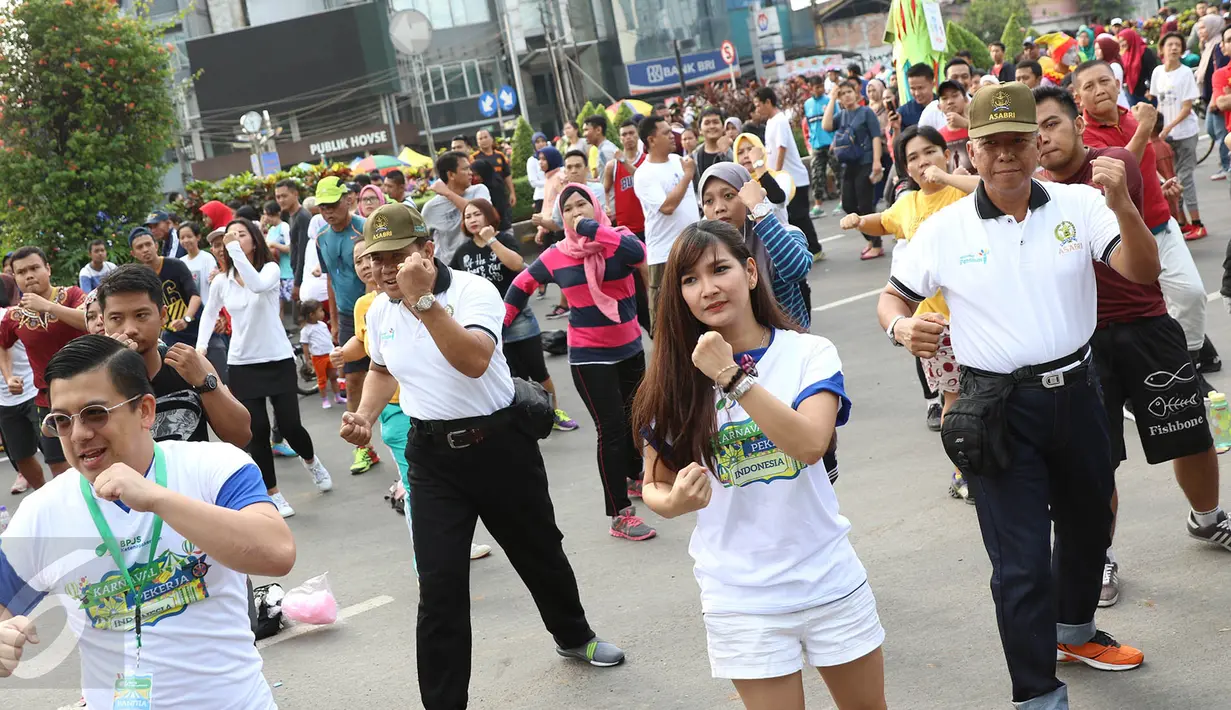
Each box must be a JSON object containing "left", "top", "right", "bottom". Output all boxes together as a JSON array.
[
  {"left": 150, "top": 344, "right": 209, "bottom": 442},
  {"left": 158, "top": 257, "right": 200, "bottom": 341},
  {"left": 286, "top": 206, "right": 311, "bottom": 286},
  {"left": 450, "top": 231, "right": 521, "bottom": 297},
  {"left": 691, "top": 147, "right": 731, "bottom": 190}
]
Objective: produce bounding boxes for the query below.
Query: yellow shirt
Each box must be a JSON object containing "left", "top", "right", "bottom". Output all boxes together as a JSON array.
[
  {"left": 354, "top": 291, "right": 399, "bottom": 405},
  {"left": 880, "top": 185, "right": 966, "bottom": 317}
]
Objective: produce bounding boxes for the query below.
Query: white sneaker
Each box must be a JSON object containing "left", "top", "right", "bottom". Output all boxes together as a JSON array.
[
  {"left": 470, "top": 543, "right": 492, "bottom": 560},
  {"left": 10, "top": 474, "right": 28, "bottom": 494},
  {"left": 271, "top": 492, "right": 295, "bottom": 518},
  {"left": 304, "top": 457, "right": 333, "bottom": 492}
]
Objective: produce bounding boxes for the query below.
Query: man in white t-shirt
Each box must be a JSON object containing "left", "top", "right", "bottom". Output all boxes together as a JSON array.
[
  {"left": 753, "top": 86, "right": 821, "bottom": 256},
  {"left": 78, "top": 240, "right": 117, "bottom": 293},
  {"left": 0, "top": 334, "right": 295, "bottom": 708},
  {"left": 1151, "top": 31, "right": 1205, "bottom": 235},
  {"left": 633, "top": 114, "right": 699, "bottom": 323},
  {"left": 0, "top": 308, "right": 47, "bottom": 493},
  {"left": 421, "top": 151, "right": 491, "bottom": 266}
]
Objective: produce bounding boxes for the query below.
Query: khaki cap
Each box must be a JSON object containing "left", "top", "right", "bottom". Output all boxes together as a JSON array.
[
  {"left": 967, "top": 82, "right": 1038, "bottom": 139},
  {"left": 359, "top": 203, "right": 430, "bottom": 257}
]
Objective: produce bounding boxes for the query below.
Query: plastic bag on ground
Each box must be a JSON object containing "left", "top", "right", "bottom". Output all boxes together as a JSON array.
[{"left": 281, "top": 572, "right": 338, "bottom": 625}]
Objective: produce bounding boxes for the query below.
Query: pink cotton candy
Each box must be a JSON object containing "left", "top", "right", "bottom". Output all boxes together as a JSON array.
[{"left": 281, "top": 573, "right": 338, "bottom": 625}]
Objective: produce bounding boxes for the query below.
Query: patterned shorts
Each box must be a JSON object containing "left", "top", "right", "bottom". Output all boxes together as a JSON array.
[
  {"left": 279, "top": 278, "right": 293, "bottom": 302},
  {"left": 923, "top": 328, "right": 960, "bottom": 394}
]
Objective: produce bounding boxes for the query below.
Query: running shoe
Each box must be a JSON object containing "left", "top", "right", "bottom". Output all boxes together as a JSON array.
[
  {"left": 1099, "top": 560, "right": 1120, "bottom": 607},
  {"left": 1186, "top": 509, "right": 1231, "bottom": 551},
  {"left": 831, "top": 206, "right": 845, "bottom": 216},
  {"left": 810, "top": 205, "right": 824, "bottom": 218},
  {"left": 553, "top": 409, "right": 579, "bottom": 431},
  {"left": 1183, "top": 224, "right": 1208, "bottom": 241},
  {"left": 1212, "top": 171, "right": 1227, "bottom": 181},
  {"left": 334, "top": 393, "right": 347, "bottom": 404},
  {"left": 926, "top": 401, "right": 942, "bottom": 432},
  {"left": 812, "top": 250, "right": 826, "bottom": 263},
  {"left": 271, "top": 442, "right": 297, "bottom": 457},
  {"left": 470, "top": 542, "right": 492, "bottom": 560},
  {"left": 627, "top": 479, "right": 643, "bottom": 499},
  {"left": 610, "top": 506, "right": 656, "bottom": 541},
  {"left": 948, "top": 470, "right": 973, "bottom": 503},
  {"left": 10, "top": 474, "right": 27, "bottom": 494},
  {"left": 556, "top": 637, "right": 626, "bottom": 667},
  {"left": 366, "top": 445, "right": 381, "bottom": 464},
  {"left": 546, "top": 305, "right": 570, "bottom": 319},
  {"left": 536, "top": 285, "right": 548, "bottom": 300},
  {"left": 350, "top": 446, "right": 373, "bottom": 474},
  {"left": 1057, "top": 630, "right": 1143, "bottom": 671},
  {"left": 271, "top": 492, "right": 295, "bottom": 518},
  {"left": 304, "top": 457, "right": 333, "bottom": 492},
  {"left": 321, "top": 397, "right": 332, "bottom": 409}
]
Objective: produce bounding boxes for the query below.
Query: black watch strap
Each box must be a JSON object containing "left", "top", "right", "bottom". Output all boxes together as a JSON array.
[{"left": 193, "top": 374, "right": 218, "bottom": 394}]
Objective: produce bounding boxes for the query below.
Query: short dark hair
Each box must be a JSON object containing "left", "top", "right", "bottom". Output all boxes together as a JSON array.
[
  {"left": 1073, "top": 59, "right": 1112, "bottom": 84},
  {"left": 46, "top": 335, "right": 153, "bottom": 403},
  {"left": 368, "top": 170, "right": 383, "bottom": 180},
  {"left": 1160, "top": 31, "right": 1186, "bottom": 50},
  {"left": 619, "top": 118, "right": 638, "bottom": 131},
  {"left": 906, "top": 63, "right": 935, "bottom": 81},
  {"left": 989, "top": 41, "right": 1006, "bottom": 50},
  {"left": 354, "top": 173, "right": 371, "bottom": 187},
  {"left": 583, "top": 114, "right": 609, "bottom": 133},
  {"left": 224, "top": 217, "right": 271, "bottom": 274},
  {"left": 88, "top": 239, "right": 107, "bottom": 251},
  {"left": 436, "top": 151, "right": 469, "bottom": 182},
  {"left": 1018, "top": 60, "right": 1043, "bottom": 79},
  {"left": 1033, "top": 85, "right": 1080, "bottom": 119},
  {"left": 563, "top": 149, "right": 588, "bottom": 165},
  {"left": 807, "top": 75, "right": 824, "bottom": 86},
  {"left": 11, "top": 246, "right": 47, "bottom": 266},
  {"left": 298, "top": 298, "right": 324, "bottom": 324},
  {"left": 274, "top": 178, "right": 299, "bottom": 192},
  {"left": 638, "top": 114, "right": 666, "bottom": 145},
  {"left": 234, "top": 204, "right": 260, "bottom": 221},
  {"left": 385, "top": 169, "right": 406, "bottom": 185},
  {"left": 97, "top": 262, "right": 163, "bottom": 311},
  {"left": 944, "top": 57, "right": 971, "bottom": 74},
  {"left": 955, "top": 50, "right": 973, "bottom": 60},
  {"left": 846, "top": 62, "right": 862, "bottom": 74},
  {"left": 838, "top": 79, "right": 862, "bottom": 92},
  {"left": 263, "top": 200, "right": 280, "bottom": 216},
  {"left": 450, "top": 134, "right": 469, "bottom": 145},
  {"left": 178, "top": 221, "right": 201, "bottom": 239},
  {"left": 699, "top": 107, "right": 724, "bottom": 125},
  {"left": 754, "top": 87, "right": 778, "bottom": 106}
]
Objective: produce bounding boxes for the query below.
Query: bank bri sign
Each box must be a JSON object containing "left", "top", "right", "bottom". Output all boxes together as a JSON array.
[{"left": 625, "top": 49, "right": 741, "bottom": 95}]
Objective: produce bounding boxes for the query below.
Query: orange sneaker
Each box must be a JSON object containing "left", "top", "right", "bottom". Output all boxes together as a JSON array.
[{"left": 1057, "top": 630, "right": 1143, "bottom": 671}]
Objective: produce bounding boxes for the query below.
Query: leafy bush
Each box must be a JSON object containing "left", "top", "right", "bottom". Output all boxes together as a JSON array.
[
  {"left": 946, "top": 22, "right": 994, "bottom": 70},
  {"left": 1000, "top": 14, "right": 1027, "bottom": 57},
  {"left": 510, "top": 115, "right": 533, "bottom": 179},
  {"left": 575, "top": 102, "right": 595, "bottom": 128},
  {"left": 962, "top": 0, "right": 1031, "bottom": 44},
  {"left": 0, "top": 0, "right": 178, "bottom": 275},
  {"left": 610, "top": 102, "right": 634, "bottom": 143}
]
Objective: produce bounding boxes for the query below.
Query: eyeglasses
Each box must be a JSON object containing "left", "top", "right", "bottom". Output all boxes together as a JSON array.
[{"left": 40, "top": 394, "right": 143, "bottom": 438}]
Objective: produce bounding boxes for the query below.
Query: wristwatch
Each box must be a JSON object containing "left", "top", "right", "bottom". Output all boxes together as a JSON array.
[
  {"left": 193, "top": 373, "right": 218, "bottom": 394},
  {"left": 410, "top": 293, "right": 436, "bottom": 313},
  {"left": 752, "top": 159, "right": 766, "bottom": 170},
  {"left": 887, "top": 315, "right": 907, "bottom": 347},
  {"left": 749, "top": 202, "right": 773, "bottom": 222},
  {"left": 184, "top": 315, "right": 194, "bottom": 323}
]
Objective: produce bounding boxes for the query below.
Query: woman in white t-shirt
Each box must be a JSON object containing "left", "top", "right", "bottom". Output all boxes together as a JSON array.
[
  {"left": 1149, "top": 31, "right": 1205, "bottom": 235},
  {"left": 631, "top": 220, "right": 885, "bottom": 709}
]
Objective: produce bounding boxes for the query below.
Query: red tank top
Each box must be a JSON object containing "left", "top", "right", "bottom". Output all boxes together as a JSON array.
[{"left": 614, "top": 154, "right": 646, "bottom": 234}]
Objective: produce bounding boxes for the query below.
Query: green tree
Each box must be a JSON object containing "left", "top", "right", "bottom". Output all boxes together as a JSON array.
[
  {"left": 0, "top": 0, "right": 178, "bottom": 275},
  {"left": 610, "top": 102, "right": 634, "bottom": 144},
  {"left": 945, "top": 22, "right": 994, "bottom": 70},
  {"left": 1000, "top": 13, "right": 1027, "bottom": 55},
  {"left": 510, "top": 115, "right": 533, "bottom": 179},
  {"left": 575, "top": 101, "right": 595, "bottom": 128},
  {"left": 963, "top": 0, "right": 1032, "bottom": 44},
  {"left": 1077, "top": 0, "right": 1135, "bottom": 23}
]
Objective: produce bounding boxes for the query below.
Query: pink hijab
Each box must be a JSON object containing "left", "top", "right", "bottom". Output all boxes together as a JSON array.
[
  {"left": 555, "top": 183, "right": 629, "bottom": 323},
  {"left": 357, "top": 185, "right": 386, "bottom": 217}
]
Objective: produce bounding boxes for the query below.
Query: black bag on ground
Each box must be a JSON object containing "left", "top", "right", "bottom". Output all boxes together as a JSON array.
[
  {"left": 940, "top": 374, "right": 1013, "bottom": 479},
  {"left": 512, "top": 377, "right": 555, "bottom": 440},
  {"left": 541, "top": 330, "right": 567, "bottom": 355},
  {"left": 251, "top": 582, "right": 285, "bottom": 640}
]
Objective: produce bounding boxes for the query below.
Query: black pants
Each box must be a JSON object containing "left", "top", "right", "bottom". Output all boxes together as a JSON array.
[
  {"left": 786, "top": 188, "right": 822, "bottom": 254},
  {"left": 571, "top": 352, "right": 645, "bottom": 517},
  {"left": 242, "top": 393, "right": 315, "bottom": 489},
  {"left": 407, "top": 424, "right": 594, "bottom": 710},
  {"left": 964, "top": 367, "right": 1113, "bottom": 705},
  {"left": 841, "top": 162, "right": 879, "bottom": 248}
]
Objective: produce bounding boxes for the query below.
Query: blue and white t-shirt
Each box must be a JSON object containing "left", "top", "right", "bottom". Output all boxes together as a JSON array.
[
  {"left": 266, "top": 222, "right": 293, "bottom": 280},
  {"left": 684, "top": 329, "right": 865, "bottom": 615},
  {"left": 0, "top": 441, "right": 277, "bottom": 709}
]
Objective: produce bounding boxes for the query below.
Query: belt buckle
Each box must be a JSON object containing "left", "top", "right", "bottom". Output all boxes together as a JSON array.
[
  {"left": 1042, "top": 371, "right": 1065, "bottom": 389},
  {"left": 446, "top": 430, "right": 473, "bottom": 449}
]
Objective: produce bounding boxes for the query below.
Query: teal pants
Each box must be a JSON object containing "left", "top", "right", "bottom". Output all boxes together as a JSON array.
[{"left": 379, "top": 403, "right": 414, "bottom": 567}]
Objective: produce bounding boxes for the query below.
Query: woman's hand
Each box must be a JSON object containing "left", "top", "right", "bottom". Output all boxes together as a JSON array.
[
  {"left": 666, "top": 463, "right": 713, "bottom": 515},
  {"left": 312, "top": 267, "right": 321, "bottom": 277},
  {"left": 222, "top": 230, "right": 240, "bottom": 246},
  {"left": 691, "top": 331, "right": 738, "bottom": 383},
  {"left": 738, "top": 180, "right": 768, "bottom": 212},
  {"left": 478, "top": 225, "right": 497, "bottom": 245},
  {"left": 921, "top": 164, "right": 948, "bottom": 185},
  {"left": 840, "top": 213, "right": 862, "bottom": 230},
  {"left": 748, "top": 145, "right": 765, "bottom": 165}
]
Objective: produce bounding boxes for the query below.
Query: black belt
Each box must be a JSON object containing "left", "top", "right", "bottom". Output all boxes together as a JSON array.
[
  {"left": 965, "top": 347, "right": 1090, "bottom": 389},
  {"left": 410, "top": 407, "right": 516, "bottom": 450}
]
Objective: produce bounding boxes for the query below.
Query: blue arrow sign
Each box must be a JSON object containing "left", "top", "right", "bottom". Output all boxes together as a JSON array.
[
  {"left": 498, "top": 85, "right": 517, "bottom": 112},
  {"left": 478, "top": 92, "right": 497, "bottom": 118}
]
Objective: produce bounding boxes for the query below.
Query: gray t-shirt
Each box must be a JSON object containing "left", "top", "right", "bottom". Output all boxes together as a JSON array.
[{"left": 421, "top": 183, "right": 491, "bottom": 266}]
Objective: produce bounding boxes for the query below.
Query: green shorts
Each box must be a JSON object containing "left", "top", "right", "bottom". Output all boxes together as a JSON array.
[{"left": 379, "top": 403, "right": 411, "bottom": 488}]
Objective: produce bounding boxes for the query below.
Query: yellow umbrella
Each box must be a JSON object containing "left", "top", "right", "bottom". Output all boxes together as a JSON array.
[
  {"left": 607, "top": 99, "right": 654, "bottom": 117},
  {"left": 398, "top": 147, "right": 435, "bottom": 170}
]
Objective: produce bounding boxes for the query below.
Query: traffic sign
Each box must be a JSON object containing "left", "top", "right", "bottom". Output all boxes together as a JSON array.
[
  {"left": 720, "top": 40, "right": 737, "bottom": 66},
  {"left": 478, "top": 92, "right": 497, "bottom": 118},
  {"left": 757, "top": 12, "right": 770, "bottom": 32},
  {"left": 498, "top": 85, "right": 517, "bottom": 112}
]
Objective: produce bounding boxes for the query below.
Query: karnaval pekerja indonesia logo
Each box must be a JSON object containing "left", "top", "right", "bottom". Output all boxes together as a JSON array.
[{"left": 959, "top": 249, "right": 989, "bottom": 265}]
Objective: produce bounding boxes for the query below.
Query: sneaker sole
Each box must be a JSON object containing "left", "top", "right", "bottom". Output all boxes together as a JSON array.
[
  {"left": 1097, "top": 593, "right": 1119, "bottom": 608},
  {"left": 1187, "top": 529, "right": 1231, "bottom": 551},
  {"left": 555, "top": 648, "right": 625, "bottom": 667},
  {"left": 610, "top": 528, "right": 656, "bottom": 541},
  {"left": 1056, "top": 650, "right": 1141, "bottom": 671}
]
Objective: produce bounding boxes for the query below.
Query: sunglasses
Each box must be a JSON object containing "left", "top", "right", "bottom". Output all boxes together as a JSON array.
[{"left": 41, "top": 394, "right": 143, "bottom": 438}]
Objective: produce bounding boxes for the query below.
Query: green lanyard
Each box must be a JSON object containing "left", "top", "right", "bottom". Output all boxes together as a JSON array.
[{"left": 79, "top": 445, "right": 166, "bottom": 663}]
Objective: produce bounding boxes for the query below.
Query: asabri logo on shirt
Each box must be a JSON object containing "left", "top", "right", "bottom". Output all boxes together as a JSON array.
[{"left": 959, "top": 249, "right": 989, "bottom": 265}]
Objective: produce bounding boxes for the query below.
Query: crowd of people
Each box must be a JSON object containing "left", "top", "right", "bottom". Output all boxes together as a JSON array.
[{"left": 1, "top": 7, "right": 1231, "bottom": 709}]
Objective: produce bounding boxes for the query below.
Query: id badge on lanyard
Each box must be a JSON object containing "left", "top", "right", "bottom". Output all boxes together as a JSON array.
[{"left": 79, "top": 445, "right": 167, "bottom": 709}]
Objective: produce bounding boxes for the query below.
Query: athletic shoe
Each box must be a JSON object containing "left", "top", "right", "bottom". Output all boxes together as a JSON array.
[
  {"left": 546, "top": 305, "right": 570, "bottom": 319},
  {"left": 536, "top": 285, "right": 548, "bottom": 300},
  {"left": 809, "top": 205, "right": 823, "bottom": 218},
  {"left": 10, "top": 474, "right": 27, "bottom": 494},
  {"left": 553, "top": 409, "right": 579, "bottom": 431},
  {"left": 334, "top": 393, "right": 346, "bottom": 404},
  {"left": 470, "top": 542, "right": 492, "bottom": 560},
  {"left": 831, "top": 207, "right": 844, "bottom": 216},
  {"left": 556, "top": 637, "right": 626, "bottom": 667},
  {"left": 1183, "top": 224, "right": 1208, "bottom": 241},
  {"left": 1099, "top": 560, "right": 1120, "bottom": 607},
  {"left": 812, "top": 250, "right": 826, "bottom": 263},
  {"left": 350, "top": 446, "right": 373, "bottom": 475},
  {"left": 1057, "top": 630, "right": 1143, "bottom": 671},
  {"left": 610, "top": 506, "right": 656, "bottom": 541},
  {"left": 271, "top": 492, "right": 295, "bottom": 518},
  {"left": 627, "top": 479, "right": 643, "bottom": 499},
  {"left": 321, "top": 397, "right": 332, "bottom": 409},
  {"left": 926, "top": 401, "right": 942, "bottom": 432},
  {"left": 304, "top": 457, "right": 333, "bottom": 492},
  {"left": 365, "top": 445, "right": 381, "bottom": 464},
  {"left": 1212, "top": 171, "right": 1227, "bottom": 181},
  {"left": 949, "top": 470, "right": 973, "bottom": 503},
  {"left": 271, "top": 442, "right": 296, "bottom": 457},
  {"left": 1186, "top": 509, "right": 1231, "bottom": 551}
]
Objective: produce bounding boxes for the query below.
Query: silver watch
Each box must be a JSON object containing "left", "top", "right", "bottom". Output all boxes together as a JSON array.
[
  {"left": 410, "top": 294, "right": 436, "bottom": 313},
  {"left": 887, "top": 315, "right": 907, "bottom": 347},
  {"left": 749, "top": 202, "right": 773, "bottom": 222}
]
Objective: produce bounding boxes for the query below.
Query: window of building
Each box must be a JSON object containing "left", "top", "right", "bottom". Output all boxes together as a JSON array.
[
  {"left": 391, "top": 0, "right": 491, "bottom": 30},
  {"left": 423, "top": 59, "right": 499, "bottom": 105}
]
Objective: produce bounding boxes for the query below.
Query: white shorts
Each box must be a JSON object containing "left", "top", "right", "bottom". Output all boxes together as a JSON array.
[{"left": 703, "top": 580, "right": 885, "bottom": 680}]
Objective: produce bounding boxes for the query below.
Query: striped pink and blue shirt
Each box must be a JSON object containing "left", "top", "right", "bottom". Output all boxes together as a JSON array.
[{"left": 504, "top": 225, "right": 645, "bottom": 365}]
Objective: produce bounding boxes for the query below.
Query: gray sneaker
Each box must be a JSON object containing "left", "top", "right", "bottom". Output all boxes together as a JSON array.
[
  {"left": 557, "top": 637, "right": 626, "bottom": 667},
  {"left": 1098, "top": 560, "right": 1120, "bottom": 608},
  {"left": 1187, "top": 510, "right": 1231, "bottom": 551},
  {"left": 610, "top": 506, "right": 656, "bottom": 541}
]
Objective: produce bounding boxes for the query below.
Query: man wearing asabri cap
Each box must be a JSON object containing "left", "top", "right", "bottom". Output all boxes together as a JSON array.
[
  {"left": 876, "top": 83, "right": 1158, "bottom": 709},
  {"left": 338, "top": 203, "right": 625, "bottom": 709}
]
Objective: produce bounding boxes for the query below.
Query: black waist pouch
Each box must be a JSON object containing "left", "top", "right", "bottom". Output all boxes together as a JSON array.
[
  {"left": 941, "top": 373, "right": 1014, "bottom": 479},
  {"left": 511, "top": 377, "right": 555, "bottom": 440}
]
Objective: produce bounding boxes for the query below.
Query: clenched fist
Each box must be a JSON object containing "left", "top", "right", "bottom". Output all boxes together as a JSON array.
[
  {"left": 667, "top": 463, "right": 713, "bottom": 516},
  {"left": 692, "top": 331, "right": 737, "bottom": 383},
  {"left": 891, "top": 313, "right": 947, "bottom": 358}
]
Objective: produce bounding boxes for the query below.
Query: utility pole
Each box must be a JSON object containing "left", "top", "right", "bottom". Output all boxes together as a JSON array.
[
  {"left": 541, "top": 2, "right": 570, "bottom": 127},
  {"left": 673, "top": 39, "right": 688, "bottom": 103}
]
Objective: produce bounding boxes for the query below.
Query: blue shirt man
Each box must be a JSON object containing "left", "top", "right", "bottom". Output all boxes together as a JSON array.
[
  {"left": 804, "top": 93, "right": 834, "bottom": 150},
  {"left": 312, "top": 177, "right": 366, "bottom": 321}
]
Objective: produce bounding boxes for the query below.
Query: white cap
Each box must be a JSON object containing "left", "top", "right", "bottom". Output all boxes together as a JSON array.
[{"left": 1111, "top": 17, "right": 1123, "bottom": 24}]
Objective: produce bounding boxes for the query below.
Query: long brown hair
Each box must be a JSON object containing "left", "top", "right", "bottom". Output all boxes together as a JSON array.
[
  {"left": 223, "top": 217, "right": 271, "bottom": 275},
  {"left": 461, "top": 198, "right": 500, "bottom": 237},
  {"left": 632, "top": 220, "right": 802, "bottom": 473}
]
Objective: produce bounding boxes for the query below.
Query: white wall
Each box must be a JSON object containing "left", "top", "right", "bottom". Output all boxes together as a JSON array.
[{"left": 246, "top": 0, "right": 330, "bottom": 27}]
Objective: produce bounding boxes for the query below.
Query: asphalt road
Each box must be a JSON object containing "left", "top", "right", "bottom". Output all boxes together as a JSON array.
[{"left": 9, "top": 153, "right": 1231, "bottom": 709}]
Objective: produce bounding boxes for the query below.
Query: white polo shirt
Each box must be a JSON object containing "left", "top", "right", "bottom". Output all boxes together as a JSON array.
[
  {"left": 889, "top": 180, "right": 1122, "bottom": 374},
  {"left": 367, "top": 265, "right": 516, "bottom": 421}
]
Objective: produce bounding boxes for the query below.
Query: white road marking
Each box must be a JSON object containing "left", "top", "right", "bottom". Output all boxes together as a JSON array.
[
  {"left": 1208, "top": 290, "right": 1220, "bottom": 302},
  {"left": 257, "top": 594, "right": 396, "bottom": 649},
  {"left": 812, "top": 288, "right": 885, "bottom": 313},
  {"left": 820, "top": 234, "right": 846, "bottom": 244}
]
